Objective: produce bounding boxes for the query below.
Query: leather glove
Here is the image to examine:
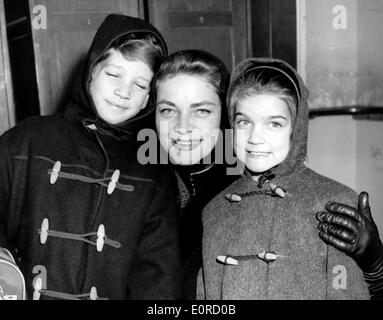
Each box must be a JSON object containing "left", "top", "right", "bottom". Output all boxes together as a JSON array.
[{"left": 316, "top": 191, "right": 383, "bottom": 299}]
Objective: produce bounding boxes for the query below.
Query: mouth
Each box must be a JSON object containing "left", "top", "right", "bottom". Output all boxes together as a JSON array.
[
  {"left": 171, "top": 138, "right": 203, "bottom": 151},
  {"left": 106, "top": 100, "right": 127, "bottom": 110},
  {"left": 246, "top": 150, "right": 271, "bottom": 158}
]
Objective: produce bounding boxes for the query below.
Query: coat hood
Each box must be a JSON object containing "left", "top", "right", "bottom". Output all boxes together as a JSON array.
[
  {"left": 66, "top": 14, "right": 168, "bottom": 138},
  {"left": 228, "top": 57, "right": 310, "bottom": 177}
]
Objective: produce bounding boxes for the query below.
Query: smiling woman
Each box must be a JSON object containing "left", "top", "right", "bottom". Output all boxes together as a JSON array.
[
  {"left": 156, "top": 74, "right": 221, "bottom": 165},
  {"left": 153, "top": 49, "right": 238, "bottom": 299}
]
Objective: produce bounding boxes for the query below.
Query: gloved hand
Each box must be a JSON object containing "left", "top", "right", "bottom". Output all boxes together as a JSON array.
[{"left": 316, "top": 191, "right": 383, "bottom": 299}]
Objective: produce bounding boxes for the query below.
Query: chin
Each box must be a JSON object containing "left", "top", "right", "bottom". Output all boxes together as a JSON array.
[
  {"left": 98, "top": 114, "right": 122, "bottom": 125},
  {"left": 170, "top": 158, "right": 195, "bottom": 166},
  {"left": 169, "top": 149, "right": 206, "bottom": 166},
  {"left": 245, "top": 163, "right": 274, "bottom": 175}
]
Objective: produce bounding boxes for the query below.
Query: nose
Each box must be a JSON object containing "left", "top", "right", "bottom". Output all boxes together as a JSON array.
[
  {"left": 174, "top": 113, "right": 193, "bottom": 134},
  {"left": 114, "top": 86, "right": 131, "bottom": 100},
  {"left": 248, "top": 125, "right": 265, "bottom": 145}
]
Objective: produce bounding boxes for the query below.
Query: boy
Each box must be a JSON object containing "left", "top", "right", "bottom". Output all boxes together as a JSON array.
[
  {"left": 0, "top": 14, "right": 179, "bottom": 300},
  {"left": 197, "top": 58, "right": 370, "bottom": 299}
]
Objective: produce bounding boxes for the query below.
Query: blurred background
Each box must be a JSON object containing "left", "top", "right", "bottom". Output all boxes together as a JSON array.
[{"left": 0, "top": 0, "right": 382, "bottom": 235}]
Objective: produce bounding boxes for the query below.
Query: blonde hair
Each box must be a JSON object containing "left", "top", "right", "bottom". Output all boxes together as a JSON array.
[
  {"left": 228, "top": 68, "right": 298, "bottom": 126},
  {"left": 95, "top": 33, "right": 165, "bottom": 72}
]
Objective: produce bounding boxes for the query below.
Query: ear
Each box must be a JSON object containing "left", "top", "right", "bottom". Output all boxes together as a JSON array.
[{"left": 141, "top": 94, "right": 149, "bottom": 110}]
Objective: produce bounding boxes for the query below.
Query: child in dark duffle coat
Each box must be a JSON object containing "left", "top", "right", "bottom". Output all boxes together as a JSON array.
[
  {"left": 0, "top": 14, "right": 180, "bottom": 300},
  {"left": 196, "top": 57, "right": 370, "bottom": 299}
]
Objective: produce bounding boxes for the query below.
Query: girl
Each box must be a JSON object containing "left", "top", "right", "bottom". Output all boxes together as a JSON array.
[{"left": 197, "top": 57, "right": 370, "bottom": 299}]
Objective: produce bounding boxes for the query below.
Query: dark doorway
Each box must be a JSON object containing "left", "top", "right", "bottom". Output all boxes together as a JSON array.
[
  {"left": 4, "top": 0, "right": 40, "bottom": 122},
  {"left": 144, "top": 0, "right": 297, "bottom": 70},
  {"left": 251, "top": 0, "right": 297, "bottom": 69}
]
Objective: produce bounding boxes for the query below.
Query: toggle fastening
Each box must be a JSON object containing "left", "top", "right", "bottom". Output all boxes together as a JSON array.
[
  {"left": 257, "top": 251, "right": 278, "bottom": 263},
  {"left": 40, "top": 218, "right": 49, "bottom": 244},
  {"left": 50, "top": 161, "right": 61, "bottom": 184},
  {"left": 268, "top": 182, "right": 286, "bottom": 198},
  {"left": 107, "top": 170, "right": 120, "bottom": 195},
  {"left": 216, "top": 255, "right": 239, "bottom": 265},
  {"left": 38, "top": 218, "right": 121, "bottom": 252},
  {"left": 33, "top": 277, "right": 43, "bottom": 300},
  {"left": 225, "top": 193, "right": 242, "bottom": 202},
  {"left": 96, "top": 224, "right": 105, "bottom": 252},
  {"left": 33, "top": 279, "right": 104, "bottom": 300},
  {"left": 48, "top": 162, "right": 133, "bottom": 194},
  {"left": 225, "top": 184, "right": 288, "bottom": 202},
  {"left": 217, "top": 251, "right": 287, "bottom": 265}
]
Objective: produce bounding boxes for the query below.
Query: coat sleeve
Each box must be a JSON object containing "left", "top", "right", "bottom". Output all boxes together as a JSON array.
[{"left": 126, "top": 172, "right": 181, "bottom": 299}]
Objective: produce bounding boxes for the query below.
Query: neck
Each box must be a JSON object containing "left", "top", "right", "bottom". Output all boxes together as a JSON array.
[{"left": 174, "top": 162, "right": 214, "bottom": 175}]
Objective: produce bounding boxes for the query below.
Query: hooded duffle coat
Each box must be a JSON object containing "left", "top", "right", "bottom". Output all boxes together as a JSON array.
[
  {"left": 196, "top": 58, "right": 370, "bottom": 300},
  {"left": 0, "top": 15, "right": 180, "bottom": 300}
]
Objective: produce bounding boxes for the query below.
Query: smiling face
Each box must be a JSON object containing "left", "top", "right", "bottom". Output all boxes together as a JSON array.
[
  {"left": 155, "top": 74, "right": 221, "bottom": 165},
  {"left": 234, "top": 94, "right": 292, "bottom": 176},
  {"left": 89, "top": 49, "right": 153, "bottom": 125}
]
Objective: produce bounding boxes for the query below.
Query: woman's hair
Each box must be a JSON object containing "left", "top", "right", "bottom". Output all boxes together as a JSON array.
[
  {"left": 154, "top": 49, "right": 229, "bottom": 105},
  {"left": 95, "top": 32, "right": 165, "bottom": 72},
  {"left": 228, "top": 68, "right": 298, "bottom": 125}
]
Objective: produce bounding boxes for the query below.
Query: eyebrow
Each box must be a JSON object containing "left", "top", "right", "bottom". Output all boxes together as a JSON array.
[
  {"left": 104, "top": 63, "right": 123, "bottom": 69},
  {"left": 156, "top": 100, "right": 176, "bottom": 107},
  {"left": 156, "top": 100, "right": 217, "bottom": 108},
  {"left": 190, "top": 101, "right": 217, "bottom": 108},
  {"left": 104, "top": 64, "right": 151, "bottom": 82},
  {"left": 234, "top": 111, "right": 288, "bottom": 120}
]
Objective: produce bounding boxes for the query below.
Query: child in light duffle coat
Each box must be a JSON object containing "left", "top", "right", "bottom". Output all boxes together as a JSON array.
[
  {"left": 196, "top": 57, "right": 370, "bottom": 299},
  {"left": 0, "top": 14, "right": 180, "bottom": 300}
]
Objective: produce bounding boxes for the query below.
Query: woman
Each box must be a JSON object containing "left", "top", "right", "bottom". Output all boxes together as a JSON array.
[{"left": 153, "top": 49, "right": 238, "bottom": 299}]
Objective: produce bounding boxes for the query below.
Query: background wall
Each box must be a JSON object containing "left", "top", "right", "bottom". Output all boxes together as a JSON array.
[{"left": 298, "top": 0, "right": 383, "bottom": 235}]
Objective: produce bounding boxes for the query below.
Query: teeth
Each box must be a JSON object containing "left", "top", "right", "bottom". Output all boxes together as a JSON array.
[
  {"left": 177, "top": 140, "right": 199, "bottom": 145},
  {"left": 172, "top": 139, "right": 202, "bottom": 151},
  {"left": 249, "top": 151, "right": 269, "bottom": 156},
  {"left": 178, "top": 141, "right": 192, "bottom": 146},
  {"left": 175, "top": 139, "right": 201, "bottom": 144}
]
